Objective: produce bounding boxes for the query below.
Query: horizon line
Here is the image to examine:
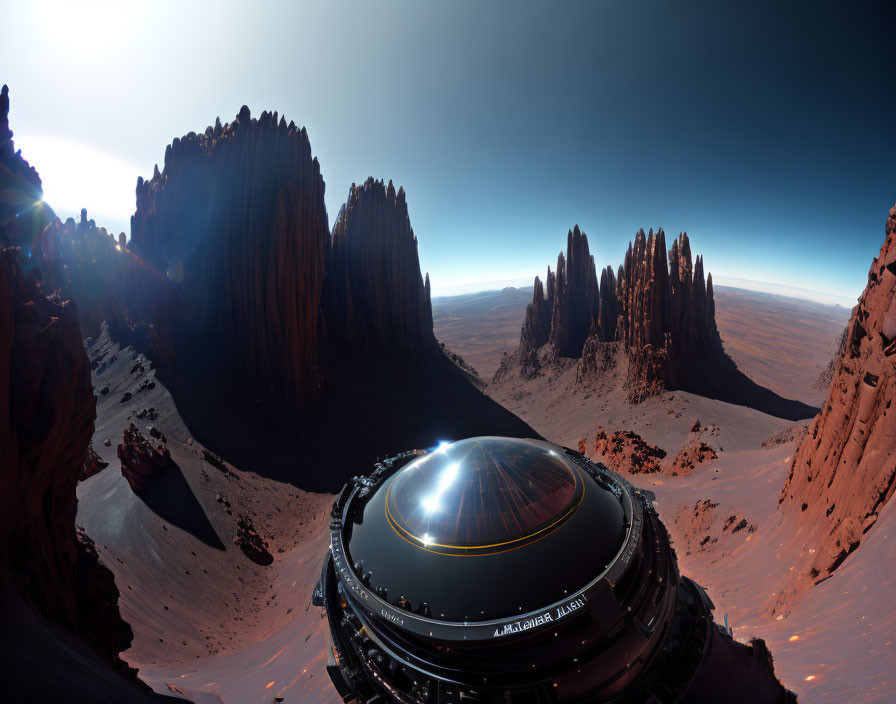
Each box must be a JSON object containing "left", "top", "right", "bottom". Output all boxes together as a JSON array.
[{"left": 431, "top": 274, "right": 858, "bottom": 308}]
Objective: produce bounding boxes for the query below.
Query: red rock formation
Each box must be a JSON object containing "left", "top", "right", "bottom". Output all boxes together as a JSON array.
[
  {"left": 669, "top": 438, "right": 718, "bottom": 476},
  {"left": 324, "top": 177, "right": 436, "bottom": 353},
  {"left": 129, "top": 105, "right": 330, "bottom": 402},
  {"left": 591, "top": 427, "right": 667, "bottom": 473},
  {"left": 516, "top": 225, "right": 816, "bottom": 419},
  {"left": 0, "top": 85, "right": 145, "bottom": 689},
  {"left": 118, "top": 423, "right": 173, "bottom": 492},
  {"left": 777, "top": 204, "right": 896, "bottom": 597}
]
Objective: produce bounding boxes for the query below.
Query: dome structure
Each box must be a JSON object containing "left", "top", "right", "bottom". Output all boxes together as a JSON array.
[
  {"left": 314, "top": 437, "right": 797, "bottom": 704},
  {"left": 344, "top": 437, "right": 627, "bottom": 622}
]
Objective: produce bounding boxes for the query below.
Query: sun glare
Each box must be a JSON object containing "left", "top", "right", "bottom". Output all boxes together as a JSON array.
[
  {"left": 38, "top": 1, "right": 142, "bottom": 51},
  {"left": 17, "top": 134, "right": 140, "bottom": 231}
]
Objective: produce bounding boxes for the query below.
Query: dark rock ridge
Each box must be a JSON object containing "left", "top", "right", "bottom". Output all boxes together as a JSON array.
[
  {"left": 777, "top": 203, "right": 896, "bottom": 602},
  {"left": 0, "top": 85, "right": 163, "bottom": 699},
  {"left": 14, "top": 100, "right": 534, "bottom": 491},
  {"left": 102, "top": 111, "right": 442, "bottom": 405},
  {"left": 511, "top": 225, "right": 817, "bottom": 420}
]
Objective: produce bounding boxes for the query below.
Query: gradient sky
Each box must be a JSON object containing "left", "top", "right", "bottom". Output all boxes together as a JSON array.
[{"left": 3, "top": 1, "right": 894, "bottom": 304}]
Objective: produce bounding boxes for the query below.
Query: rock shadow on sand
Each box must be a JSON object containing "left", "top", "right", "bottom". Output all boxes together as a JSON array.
[{"left": 135, "top": 459, "right": 225, "bottom": 550}]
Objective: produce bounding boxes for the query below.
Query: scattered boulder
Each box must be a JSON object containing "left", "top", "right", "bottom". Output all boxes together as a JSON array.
[
  {"left": 117, "top": 423, "right": 173, "bottom": 492},
  {"left": 235, "top": 516, "right": 273, "bottom": 566}
]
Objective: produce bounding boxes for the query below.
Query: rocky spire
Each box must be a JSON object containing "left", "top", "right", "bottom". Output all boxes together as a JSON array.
[
  {"left": 523, "top": 274, "right": 551, "bottom": 347},
  {"left": 515, "top": 223, "right": 816, "bottom": 419},
  {"left": 521, "top": 225, "right": 599, "bottom": 357},
  {"left": 0, "top": 86, "right": 43, "bottom": 247},
  {"left": 597, "top": 265, "right": 618, "bottom": 341},
  {"left": 776, "top": 204, "right": 896, "bottom": 599},
  {"left": 324, "top": 177, "right": 435, "bottom": 353}
]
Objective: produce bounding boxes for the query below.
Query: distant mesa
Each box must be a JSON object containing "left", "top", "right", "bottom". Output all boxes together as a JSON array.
[
  {"left": 775, "top": 203, "right": 896, "bottom": 608},
  {"left": 502, "top": 224, "right": 818, "bottom": 420}
]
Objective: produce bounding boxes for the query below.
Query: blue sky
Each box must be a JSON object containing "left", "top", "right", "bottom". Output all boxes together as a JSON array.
[{"left": 3, "top": 1, "right": 894, "bottom": 305}]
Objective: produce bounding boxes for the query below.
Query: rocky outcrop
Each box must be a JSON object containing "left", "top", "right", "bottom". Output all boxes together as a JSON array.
[
  {"left": 118, "top": 423, "right": 173, "bottom": 492},
  {"left": 235, "top": 516, "right": 273, "bottom": 566},
  {"left": 0, "top": 85, "right": 147, "bottom": 690},
  {"left": 590, "top": 427, "right": 667, "bottom": 473},
  {"left": 324, "top": 177, "right": 436, "bottom": 354},
  {"left": 129, "top": 105, "right": 330, "bottom": 403},
  {"left": 668, "top": 439, "right": 718, "bottom": 476},
  {"left": 514, "top": 225, "right": 816, "bottom": 420},
  {"left": 778, "top": 204, "right": 896, "bottom": 594}
]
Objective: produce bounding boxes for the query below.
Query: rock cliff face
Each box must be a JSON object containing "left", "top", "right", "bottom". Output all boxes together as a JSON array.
[
  {"left": 128, "top": 105, "right": 330, "bottom": 403},
  {"left": 0, "top": 85, "right": 149, "bottom": 693},
  {"left": 324, "top": 177, "right": 436, "bottom": 354},
  {"left": 515, "top": 225, "right": 816, "bottom": 419},
  {"left": 778, "top": 204, "right": 896, "bottom": 594}
]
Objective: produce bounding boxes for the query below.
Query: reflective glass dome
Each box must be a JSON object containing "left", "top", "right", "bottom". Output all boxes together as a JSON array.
[
  {"left": 344, "top": 437, "right": 629, "bottom": 622},
  {"left": 385, "top": 437, "right": 584, "bottom": 555}
]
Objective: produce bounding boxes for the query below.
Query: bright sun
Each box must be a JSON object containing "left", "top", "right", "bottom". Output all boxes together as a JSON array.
[
  {"left": 17, "top": 135, "right": 141, "bottom": 233},
  {"left": 38, "top": 1, "right": 142, "bottom": 50}
]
